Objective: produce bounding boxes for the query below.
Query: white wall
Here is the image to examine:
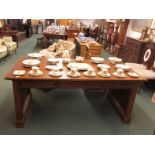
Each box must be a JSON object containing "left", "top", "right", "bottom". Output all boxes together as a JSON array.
[{"left": 127, "top": 19, "right": 155, "bottom": 39}]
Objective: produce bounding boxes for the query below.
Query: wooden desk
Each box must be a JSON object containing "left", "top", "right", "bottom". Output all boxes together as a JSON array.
[
  {"left": 5, "top": 56, "right": 146, "bottom": 128},
  {"left": 74, "top": 37, "right": 102, "bottom": 57}
]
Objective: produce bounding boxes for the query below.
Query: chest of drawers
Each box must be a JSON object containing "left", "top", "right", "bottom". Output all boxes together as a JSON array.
[{"left": 121, "top": 37, "right": 149, "bottom": 63}]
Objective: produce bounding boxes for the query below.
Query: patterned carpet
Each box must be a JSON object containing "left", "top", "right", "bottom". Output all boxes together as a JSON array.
[{"left": 0, "top": 35, "right": 155, "bottom": 134}]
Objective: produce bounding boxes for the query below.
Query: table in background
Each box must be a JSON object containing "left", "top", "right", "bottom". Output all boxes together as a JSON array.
[{"left": 43, "top": 31, "right": 68, "bottom": 48}]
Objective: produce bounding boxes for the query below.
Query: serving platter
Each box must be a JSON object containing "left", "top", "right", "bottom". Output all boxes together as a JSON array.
[{"left": 67, "top": 62, "right": 92, "bottom": 70}]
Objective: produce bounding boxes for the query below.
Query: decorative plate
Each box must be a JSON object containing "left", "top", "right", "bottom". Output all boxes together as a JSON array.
[
  {"left": 128, "top": 72, "right": 139, "bottom": 78},
  {"left": 22, "top": 59, "right": 41, "bottom": 67},
  {"left": 27, "top": 53, "right": 42, "bottom": 58},
  {"left": 115, "top": 64, "right": 130, "bottom": 70},
  {"left": 28, "top": 70, "right": 43, "bottom": 77},
  {"left": 13, "top": 70, "right": 26, "bottom": 76},
  {"left": 91, "top": 57, "right": 104, "bottom": 63},
  {"left": 45, "top": 65, "right": 63, "bottom": 70}
]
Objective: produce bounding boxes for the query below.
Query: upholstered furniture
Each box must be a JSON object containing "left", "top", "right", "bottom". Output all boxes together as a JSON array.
[
  {"left": 2, "top": 36, "right": 17, "bottom": 56},
  {"left": 40, "top": 39, "right": 75, "bottom": 58},
  {"left": 0, "top": 39, "right": 7, "bottom": 60}
]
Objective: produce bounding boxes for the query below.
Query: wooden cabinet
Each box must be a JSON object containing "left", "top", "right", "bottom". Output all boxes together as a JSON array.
[
  {"left": 121, "top": 37, "right": 149, "bottom": 63},
  {"left": 74, "top": 37, "right": 102, "bottom": 57},
  {"left": 67, "top": 29, "right": 78, "bottom": 38}
]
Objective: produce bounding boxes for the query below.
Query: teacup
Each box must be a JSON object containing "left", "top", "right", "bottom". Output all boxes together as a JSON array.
[
  {"left": 71, "top": 67, "right": 78, "bottom": 75},
  {"left": 116, "top": 69, "right": 124, "bottom": 75},
  {"left": 87, "top": 68, "right": 93, "bottom": 75},
  {"left": 76, "top": 56, "right": 84, "bottom": 62},
  {"left": 101, "top": 68, "right": 108, "bottom": 75},
  {"left": 52, "top": 67, "right": 60, "bottom": 75},
  {"left": 32, "top": 66, "right": 39, "bottom": 74}
]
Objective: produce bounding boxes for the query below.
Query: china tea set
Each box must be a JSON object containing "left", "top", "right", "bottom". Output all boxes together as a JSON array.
[{"left": 13, "top": 53, "right": 139, "bottom": 78}]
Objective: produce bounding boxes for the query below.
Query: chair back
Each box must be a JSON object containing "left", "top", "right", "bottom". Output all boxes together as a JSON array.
[{"left": 142, "top": 43, "right": 155, "bottom": 69}]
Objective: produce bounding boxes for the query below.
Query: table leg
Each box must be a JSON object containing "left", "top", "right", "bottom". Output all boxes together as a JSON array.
[
  {"left": 108, "top": 87, "right": 139, "bottom": 123},
  {"left": 13, "top": 81, "right": 31, "bottom": 128}
]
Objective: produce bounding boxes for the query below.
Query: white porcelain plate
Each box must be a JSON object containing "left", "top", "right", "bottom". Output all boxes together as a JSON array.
[
  {"left": 97, "top": 64, "right": 110, "bottom": 70},
  {"left": 13, "top": 70, "right": 26, "bottom": 76},
  {"left": 27, "top": 53, "right": 42, "bottom": 58},
  {"left": 108, "top": 57, "right": 122, "bottom": 63},
  {"left": 98, "top": 71, "right": 111, "bottom": 78},
  {"left": 22, "top": 59, "right": 41, "bottom": 67},
  {"left": 113, "top": 72, "right": 126, "bottom": 78},
  {"left": 115, "top": 64, "right": 130, "bottom": 70},
  {"left": 91, "top": 57, "right": 104, "bottom": 63},
  {"left": 128, "top": 72, "right": 139, "bottom": 78},
  {"left": 83, "top": 71, "right": 96, "bottom": 77},
  {"left": 28, "top": 70, "right": 43, "bottom": 77},
  {"left": 67, "top": 63, "right": 91, "bottom": 70},
  {"left": 45, "top": 65, "right": 63, "bottom": 70},
  {"left": 67, "top": 71, "right": 81, "bottom": 78}
]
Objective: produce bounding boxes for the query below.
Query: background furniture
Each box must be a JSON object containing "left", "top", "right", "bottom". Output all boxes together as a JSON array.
[
  {"left": 74, "top": 37, "right": 102, "bottom": 57},
  {"left": 2, "top": 36, "right": 17, "bottom": 56},
  {"left": 0, "top": 39, "right": 7, "bottom": 60},
  {"left": 120, "top": 37, "right": 149, "bottom": 63}
]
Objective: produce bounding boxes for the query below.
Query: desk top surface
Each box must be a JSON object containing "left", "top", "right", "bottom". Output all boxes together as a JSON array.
[{"left": 4, "top": 56, "right": 146, "bottom": 82}]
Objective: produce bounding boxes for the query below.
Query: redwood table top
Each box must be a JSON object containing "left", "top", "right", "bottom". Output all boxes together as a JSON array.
[{"left": 5, "top": 56, "right": 146, "bottom": 82}]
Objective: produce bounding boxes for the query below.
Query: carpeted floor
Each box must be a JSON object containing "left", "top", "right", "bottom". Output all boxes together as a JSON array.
[{"left": 0, "top": 35, "right": 155, "bottom": 135}]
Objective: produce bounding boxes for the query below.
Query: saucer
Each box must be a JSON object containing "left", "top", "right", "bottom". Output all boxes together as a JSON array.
[
  {"left": 45, "top": 65, "right": 63, "bottom": 70},
  {"left": 83, "top": 71, "right": 96, "bottom": 77},
  {"left": 128, "top": 72, "right": 139, "bottom": 78},
  {"left": 13, "top": 70, "right": 26, "bottom": 76},
  {"left": 98, "top": 71, "right": 111, "bottom": 78},
  {"left": 28, "top": 70, "right": 43, "bottom": 77},
  {"left": 112, "top": 72, "right": 126, "bottom": 78},
  {"left": 49, "top": 71, "right": 63, "bottom": 77},
  {"left": 67, "top": 71, "right": 80, "bottom": 78}
]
